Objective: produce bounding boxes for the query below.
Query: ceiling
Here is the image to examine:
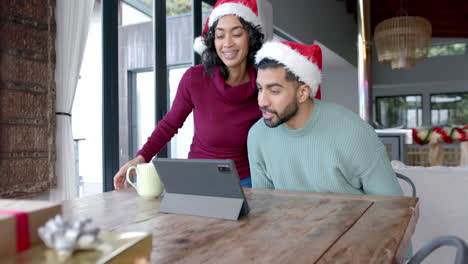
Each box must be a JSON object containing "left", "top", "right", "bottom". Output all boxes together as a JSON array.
[{"left": 343, "top": 0, "right": 468, "bottom": 38}]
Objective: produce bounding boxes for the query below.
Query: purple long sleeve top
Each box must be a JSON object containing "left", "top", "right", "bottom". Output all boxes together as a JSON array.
[{"left": 136, "top": 64, "right": 261, "bottom": 179}]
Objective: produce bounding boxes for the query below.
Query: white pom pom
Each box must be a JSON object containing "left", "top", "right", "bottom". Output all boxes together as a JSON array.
[{"left": 193, "top": 36, "right": 206, "bottom": 55}]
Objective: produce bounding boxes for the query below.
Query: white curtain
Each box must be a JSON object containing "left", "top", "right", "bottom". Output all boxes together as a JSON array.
[{"left": 50, "top": 0, "right": 94, "bottom": 201}]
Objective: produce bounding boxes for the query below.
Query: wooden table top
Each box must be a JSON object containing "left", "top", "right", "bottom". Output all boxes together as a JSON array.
[{"left": 63, "top": 188, "right": 418, "bottom": 264}]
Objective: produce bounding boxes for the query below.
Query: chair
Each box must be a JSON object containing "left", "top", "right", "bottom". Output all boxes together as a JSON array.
[
  {"left": 396, "top": 172, "right": 417, "bottom": 198},
  {"left": 408, "top": 236, "right": 468, "bottom": 264},
  {"left": 393, "top": 165, "right": 468, "bottom": 262}
]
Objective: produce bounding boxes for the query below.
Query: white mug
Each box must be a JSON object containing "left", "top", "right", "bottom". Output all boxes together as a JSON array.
[{"left": 126, "top": 163, "right": 163, "bottom": 199}]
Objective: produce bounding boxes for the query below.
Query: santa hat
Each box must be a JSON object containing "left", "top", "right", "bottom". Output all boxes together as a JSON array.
[
  {"left": 255, "top": 41, "right": 322, "bottom": 99},
  {"left": 194, "top": 0, "right": 262, "bottom": 55}
]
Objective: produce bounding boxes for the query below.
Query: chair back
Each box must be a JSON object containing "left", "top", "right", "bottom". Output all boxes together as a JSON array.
[
  {"left": 408, "top": 235, "right": 468, "bottom": 264},
  {"left": 396, "top": 172, "right": 417, "bottom": 197}
]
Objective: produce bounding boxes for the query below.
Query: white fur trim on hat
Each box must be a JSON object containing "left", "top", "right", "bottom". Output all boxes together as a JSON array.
[
  {"left": 193, "top": 36, "right": 206, "bottom": 55},
  {"left": 208, "top": 3, "right": 261, "bottom": 28},
  {"left": 255, "top": 41, "right": 322, "bottom": 97}
]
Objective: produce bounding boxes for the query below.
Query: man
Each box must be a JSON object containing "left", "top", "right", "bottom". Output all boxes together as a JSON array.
[{"left": 247, "top": 41, "right": 403, "bottom": 196}]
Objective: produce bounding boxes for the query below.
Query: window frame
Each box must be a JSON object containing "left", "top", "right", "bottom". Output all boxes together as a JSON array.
[
  {"left": 429, "top": 91, "right": 468, "bottom": 126},
  {"left": 128, "top": 67, "right": 154, "bottom": 158},
  {"left": 167, "top": 64, "right": 192, "bottom": 158},
  {"left": 375, "top": 94, "right": 423, "bottom": 128},
  {"left": 127, "top": 63, "right": 192, "bottom": 159}
]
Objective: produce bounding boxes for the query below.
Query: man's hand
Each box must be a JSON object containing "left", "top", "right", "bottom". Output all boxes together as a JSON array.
[{"left": 113, "top": 155, "right": 146, "bottom": 190}]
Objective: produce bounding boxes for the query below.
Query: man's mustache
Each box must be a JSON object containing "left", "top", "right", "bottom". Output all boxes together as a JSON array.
[
  {"left": 260, "top": 107, "right": 274, "bottom": 113},
  {"left": 259, "top": 107, "right": 279, "bottom": 117}
]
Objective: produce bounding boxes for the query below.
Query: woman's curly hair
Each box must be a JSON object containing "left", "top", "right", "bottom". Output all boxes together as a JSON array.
[{"left": 202, "top": 16, "right": 264, "bottom": 80}]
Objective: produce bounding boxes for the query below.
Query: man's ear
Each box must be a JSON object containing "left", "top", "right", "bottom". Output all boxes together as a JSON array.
[{"left": 297, "top": 83, "right": 311, "bottom": 103}]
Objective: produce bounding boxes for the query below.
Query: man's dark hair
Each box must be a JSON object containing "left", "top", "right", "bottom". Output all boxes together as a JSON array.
[
  {"left": 202, "top": 16, "right": 264, "bottom": 79},
  {"left": 256, "top": 58, "right": 305, "bottom": 85}
]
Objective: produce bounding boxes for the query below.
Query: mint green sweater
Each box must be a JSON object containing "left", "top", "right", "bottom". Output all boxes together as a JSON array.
[{"left": 247, "top": 99, "right": 403, "bottom": 196}]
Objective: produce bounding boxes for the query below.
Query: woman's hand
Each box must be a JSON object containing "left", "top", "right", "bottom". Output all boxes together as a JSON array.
[{"left": 113, "top": 155, "right": 146, "bottom": 190}]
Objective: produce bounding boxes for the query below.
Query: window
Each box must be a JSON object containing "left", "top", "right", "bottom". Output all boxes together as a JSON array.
[
  {"left": 375, "top": 95, "right": 422, "bottom": 128},
  {"left": 431, "top": 93, "right": 468, "bottom": 126},
  {"left": 72, "top": 2, "right": 103, "bottom": 197},
  {"left": 123, "top": 0, "right": 211, "bottom": 162},
  {"left": 121, "top": 1, "right": 151, "bottom": 26},
  {"left": 168, "top": 67, "right": 193, "bottom": 158},
  {"left": 428, "top": 42, "right": 466, "bottom": 58},
  {"left": 125, "top": 0, "right": 212, "bottom": 17},
  {"left": 128, "top": 67, "right": 193, "bottom": 159},
  {"left": 130, "top": 71, "right": 155, "bottom": 157}
]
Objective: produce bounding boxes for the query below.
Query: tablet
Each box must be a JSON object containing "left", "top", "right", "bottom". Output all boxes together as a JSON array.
[{"left": 152, "top": 158, "right": 249, "bottom": 220}]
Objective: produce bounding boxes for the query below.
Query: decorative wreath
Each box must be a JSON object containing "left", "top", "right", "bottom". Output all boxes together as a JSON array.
[{"left": 412, "top": 125, "right": 468, "bottom": 145}]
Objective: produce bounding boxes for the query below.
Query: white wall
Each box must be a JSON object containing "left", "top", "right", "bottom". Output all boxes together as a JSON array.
[
  {"left": 270, "top": 0, "right": 360, "bottom": 113},
  {"left": 271, "top": 0, "right": 357, "bottom": 67},
  {"left": 322, "top": 67, "right": 359, "bottom": 114},
  {"left": 319, "top": 42, "right": 359, "bottom": 113}
]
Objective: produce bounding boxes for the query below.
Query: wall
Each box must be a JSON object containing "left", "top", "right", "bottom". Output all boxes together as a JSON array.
[
  {"left": 319, "top": 42, "right": 359, "bottom": 114},
  {"left": 373, "top": 38, "right": 468, "bottom": 126},
  {"left": 270, "top": 0, "right": 357, "bottom": 67},
  {"left": 0, "top": 0, "right": 56, "bottom": 197}
]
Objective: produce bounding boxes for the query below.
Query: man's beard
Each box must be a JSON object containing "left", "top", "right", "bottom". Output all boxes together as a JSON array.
[{"left": 261, "top": 100, "right": 299, "bottom": 128}]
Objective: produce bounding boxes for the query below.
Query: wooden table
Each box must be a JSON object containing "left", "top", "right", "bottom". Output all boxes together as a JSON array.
[{"left": 63, "top": 188, "right": 418, "bottom": 264}]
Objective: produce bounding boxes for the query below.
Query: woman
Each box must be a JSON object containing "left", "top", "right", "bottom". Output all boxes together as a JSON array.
[{"left": 114, "top": 0, "right": 264, "bottom": 189}]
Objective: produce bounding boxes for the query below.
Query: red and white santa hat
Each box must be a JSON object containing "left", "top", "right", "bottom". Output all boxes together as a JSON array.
[
  {"left": 255, "top": 41, "right": 322, "bottom": 99},
  {"left": 194, "top": 0, "right": 262, "bottom": 55}
]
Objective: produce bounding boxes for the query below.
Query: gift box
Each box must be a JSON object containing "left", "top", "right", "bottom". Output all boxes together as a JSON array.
[
  {"left": 0, "top": 199, "right": 62, "bottom": 257},
  {"left": 4, "top": 231, "right": 152, "bottom": 264}
]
